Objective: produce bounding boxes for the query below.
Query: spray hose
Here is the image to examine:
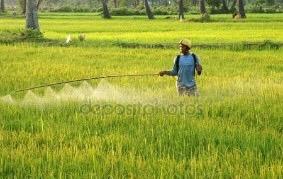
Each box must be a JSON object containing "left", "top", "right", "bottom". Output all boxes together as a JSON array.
[{"left": 12, "top": 73, "right": 159, "bottom": 94}]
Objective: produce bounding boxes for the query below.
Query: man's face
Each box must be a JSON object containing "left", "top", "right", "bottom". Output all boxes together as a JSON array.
[{"left": 179, "top": 44, "right": 189, "bottom": 54}]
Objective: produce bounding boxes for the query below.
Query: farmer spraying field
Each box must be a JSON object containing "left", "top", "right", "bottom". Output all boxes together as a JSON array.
[
  {"left": 1, "top": 39, "right": 202, "bottom": 101},
  {"left": 159, "top": 39, "right": 202, "bottom": 96}
]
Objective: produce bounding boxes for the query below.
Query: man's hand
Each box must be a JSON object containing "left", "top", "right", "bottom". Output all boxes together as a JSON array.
[
  {"left": 159, "top": 71, "right": 168, "bottom": 76},
  {"left": 196, "top": 64, "right": 202, "bottom": 75}
]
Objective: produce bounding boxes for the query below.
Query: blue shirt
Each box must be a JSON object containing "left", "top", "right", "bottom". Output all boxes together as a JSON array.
[{"left": 169, "top": 53, "right": 201, "bottom": 88}]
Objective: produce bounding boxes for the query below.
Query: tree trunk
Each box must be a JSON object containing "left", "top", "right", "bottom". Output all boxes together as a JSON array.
[
  {"left": 113, "top": 0, "right": 118, "bottom": 8},
  {"left": 1, "top": 0, "right": 5, "bottom": 13},
  {"left": 230, "top": 0, "right": 236, "bottom": 12},
  {"left": 145, "top": 0, "right": 154, "bottom": 19},
  {"left": 237, "top": 0, "right": 246, "bottom": 18},
  {"left": 191, "top": 0, "right": 197, "bottom": 6},
  {"left": 26, "top": 0, "right": 40, "bottom": 30},
  {"left": 22, "top": 0, "right": 27, "bottom": 14},
  {"left": 133, "top": 0, "right": 140, "bottom": 8},
  {"left": 199, "top": 0, "right": 206, "bottom": 14},
  {"left": 221, "top": 0, "right": 229, "bottom": 12},
  {"left": 102, "top": 0, "right": 111, "bottom": 19},
  {"left": 37, "top": 0, "right": 42, "bottom": 10},
  {"left": 178, "top": 0, "right": 185, "bottom": 20},
  {"left": 88, "top": 0, "right": 94, "bottom": 8}
]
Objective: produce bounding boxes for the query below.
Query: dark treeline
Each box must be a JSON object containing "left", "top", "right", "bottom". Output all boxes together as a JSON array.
[
  {"left": 0, "top": 0, "right": 282, "bottom": 36},
  {"left": 4, "top": 0, "right": 283, "bottom": 14},
  {"left": 1, "top": 0, "right": 283, "bottom": 29}
]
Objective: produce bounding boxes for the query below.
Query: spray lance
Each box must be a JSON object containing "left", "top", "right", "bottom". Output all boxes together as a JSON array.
[{"left": 11, "top": 73, "right": 159, "bottom": 94}]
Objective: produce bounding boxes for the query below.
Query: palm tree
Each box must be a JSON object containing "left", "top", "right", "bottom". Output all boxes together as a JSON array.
[
  {"left": 237, "top": 0, "right": 246, "bottom": 18},
  {"left": 20, "top": 0, "right": 27, "bottom": 15},
  {"left": 26, "top": 0, "right": 40, "bottom": 30},
  {"left": 230, "top": 0, "right": 236, "bottom": 12},
  {"left": 37, "top": 0, "right": 43, "bottom": 10},
  {"left": 221, "top": 0, "right": 229, "bottom": 12},
  {"left": 0, "top": 0, "right": 4, "bottom": 13},
  {"left": 178, "top": 0, "right": 185, "bottom": 20},
  {"left": 145, "top": 0, "right": 154, "bottom": 19},
  {"left": 113, "top": 0, "right": 118, "bottom": 8},
  {"left": 200, "top": 0, "right": 206, "bottom": 14},
  {"left": 102, "top": 0, "right": 111, "bottom": 19}
]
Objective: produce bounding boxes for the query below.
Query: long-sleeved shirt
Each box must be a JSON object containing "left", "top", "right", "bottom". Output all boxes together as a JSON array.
[{"left": 169, "top": 53, "right": 201, "bottom": 88}]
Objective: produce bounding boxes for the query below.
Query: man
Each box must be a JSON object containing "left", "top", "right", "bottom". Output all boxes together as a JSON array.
[{"left": 159, "top": 39, "right": 202, "bottom": 96}]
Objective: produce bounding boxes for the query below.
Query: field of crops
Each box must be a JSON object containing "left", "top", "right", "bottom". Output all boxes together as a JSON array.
[{"left": 0, "top": 13, "right": 282, "bottom": 178}]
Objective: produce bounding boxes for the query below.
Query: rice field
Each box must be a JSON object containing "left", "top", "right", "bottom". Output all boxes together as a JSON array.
[{"left": 0, "top": 13, "right": 282, "bottom": 178}]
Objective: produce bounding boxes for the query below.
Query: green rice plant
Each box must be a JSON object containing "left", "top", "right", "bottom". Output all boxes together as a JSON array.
[{"left": 0, "top": 13, "right": 282, "bottom": 178}]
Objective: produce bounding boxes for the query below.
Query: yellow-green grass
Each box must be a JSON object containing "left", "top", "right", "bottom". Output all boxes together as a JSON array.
[
  {"left": 0, "top": 13, "right": 282, "bottom": 178},
  {"left": 0, "top": 13, "right": 283, "bottom": 45}
]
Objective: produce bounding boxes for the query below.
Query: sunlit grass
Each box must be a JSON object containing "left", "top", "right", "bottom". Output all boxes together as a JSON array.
[{"left": 1, "top": 13, "right": 283, "bottom": 44}]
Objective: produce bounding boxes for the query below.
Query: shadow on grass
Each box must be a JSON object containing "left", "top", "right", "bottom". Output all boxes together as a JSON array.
[
  {"left": 0, "top": 30, "right": 65, "bottom": 46},
  {"left": 114, "top": 40, "right": 283, "bottom": 50}
]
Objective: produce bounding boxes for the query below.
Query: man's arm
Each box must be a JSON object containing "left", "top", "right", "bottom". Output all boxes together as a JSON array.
[
  {"left": 159, "top": 57, "right": 178, "bottom": 76},
  {"left": 194, "top": 54, "right": 202, "bottom": 75},
  {"left": 159, "top": 70, "right": 172, "bottom": 76}
]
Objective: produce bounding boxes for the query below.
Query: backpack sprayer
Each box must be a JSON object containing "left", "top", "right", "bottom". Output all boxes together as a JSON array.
[{"left": 11, "top": 73, "right": 159, "bottom": 94}]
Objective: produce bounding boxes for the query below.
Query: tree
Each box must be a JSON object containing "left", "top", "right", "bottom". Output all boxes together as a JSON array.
[
  {"left": 207, "top": 0, "right": 221, "bottom": 11},
  {"left": 37, "top": 0, "right": 43, "bottom": 10},
  {"left": 266, "top": 0, "right": 275, "bottom": 5},
  {"left": 102, "top": 0, "right": 111, "bottom": 18},
  {"left": 178, "top": 0, "right": 185, "bottom": 20},
  {"left": 191, "top": 0, "right": 198, "bottom": 6},
  {"left": 221, "top": 0, "right": 229, "bottom": 12},
  {"left": 0, "top": 0, "right": 5, "bottom": 13},
  {"left": 230, "top": 0, "right": 236, "bottom": 12},
  {"left": 237, "top": 0, "right": 246, "bottom": 18},
  {"left": 133, "top": 0, "right": 140, "bottom": 7},
  {"left": 200, "top": 0, "right": 206, "bottom": 14},
  {"left": 18, "top": 0, "right": 27, "bottom": 14},
  {"left": 113, "top": 0, "right": 118, "bottom": 8},
  {"left": 26, "top": 0, "right": 40, "bottom": 30},
  {"left": 145, "top": 0, "right": 154, "bottom": 19}
]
